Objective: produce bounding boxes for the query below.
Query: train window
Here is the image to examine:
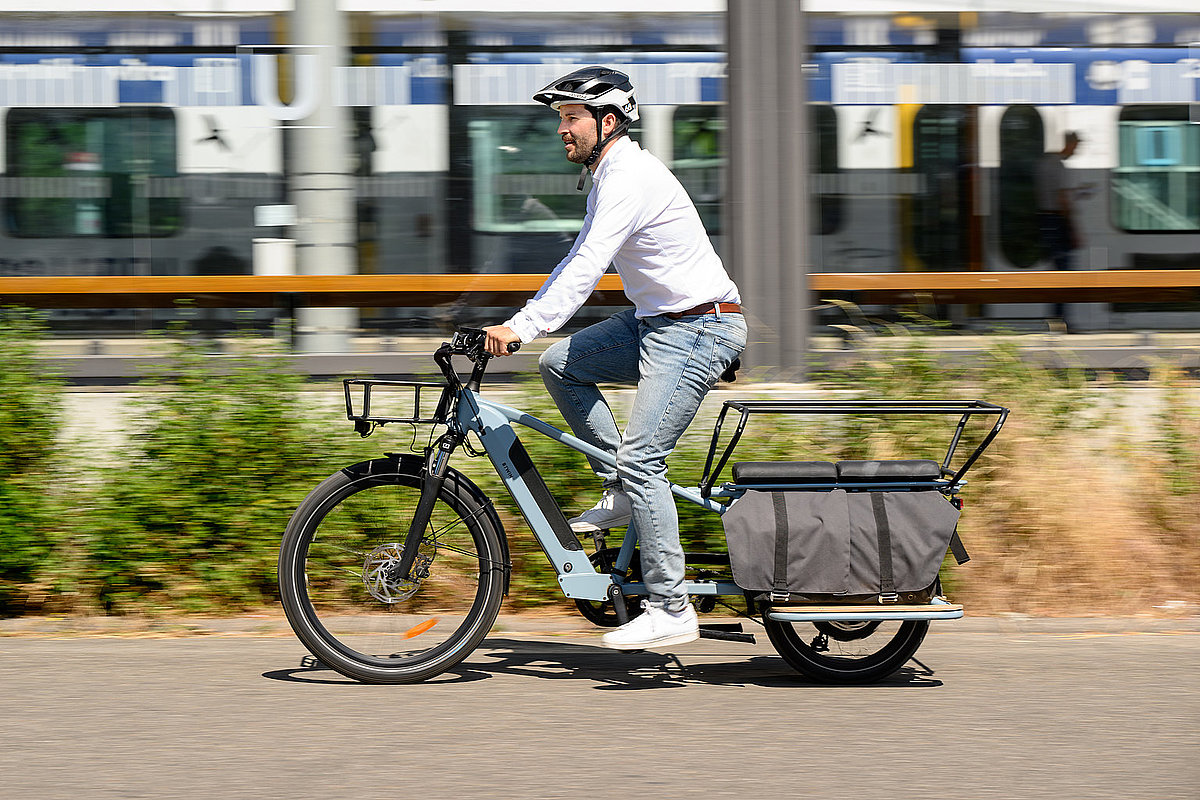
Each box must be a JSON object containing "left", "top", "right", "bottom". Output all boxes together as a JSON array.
[
  {"left": 912, "top": 105, "right": 971, "bottom": 270},
  {"left": 1114, "top": 107, "right": 1200, "bottom": 232},
  {"left": 998, "top": 105, "right": 1044, "bottom": 268},
  {"left": 672, "top": 106, "right": 723, "bottom": 233},
  {"left": 670, "top": 104, "right": 840, "bottom": 237},
  {"left": 5, "top": 109, "right": 180, "bottom": 238},
  {"left": 469, "top": 107, "right": 591, "bottom": 233}
]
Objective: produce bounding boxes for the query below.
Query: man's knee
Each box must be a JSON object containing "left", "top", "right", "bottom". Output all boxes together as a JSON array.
[
  {"left": 538, "top": 338, "right": 569, "bottom": 381},
  {"left": 616, "top": 443, "right": 668, "bottom": 485}
]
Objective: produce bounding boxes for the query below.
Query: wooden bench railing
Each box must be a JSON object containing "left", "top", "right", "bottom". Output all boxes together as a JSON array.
[
  {"left": 808, "top": 269, "right": 1200, "bottom": 304},
  {"left": 0, "top": 274, "right": 625, "bottom": 309},
  {"left": 0, "top": 270, "right": 1199, "bottom": 308}
]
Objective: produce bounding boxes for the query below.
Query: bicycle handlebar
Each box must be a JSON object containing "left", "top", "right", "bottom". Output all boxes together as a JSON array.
[{"left": 435, "top": 327, "right": 520, "bottom": 395}]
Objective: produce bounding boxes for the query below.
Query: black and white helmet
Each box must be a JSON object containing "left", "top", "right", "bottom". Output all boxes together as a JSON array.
[{"left": 533, "top": 66, "right": 639, "bottom": 124}]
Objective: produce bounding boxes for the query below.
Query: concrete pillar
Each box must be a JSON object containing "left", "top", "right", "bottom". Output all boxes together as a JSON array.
[
  {"left": 726, "top": 0, "right": 811, "bottom": 377},
  {"left": 288, "top": 0, "right": 356, "bottom": 353}
]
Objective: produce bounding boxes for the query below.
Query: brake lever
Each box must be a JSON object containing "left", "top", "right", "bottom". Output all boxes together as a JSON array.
[{"left": 451, "top": 327, "right": 520, "bottom": 360}]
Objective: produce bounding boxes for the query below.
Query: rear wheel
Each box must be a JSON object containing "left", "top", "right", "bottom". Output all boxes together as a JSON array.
[
  {"left": 278, "top": 456, "right": 506, "bottom": 684},
  {"left": 764, "top": 616, "right": 929, "bottom": 684}
]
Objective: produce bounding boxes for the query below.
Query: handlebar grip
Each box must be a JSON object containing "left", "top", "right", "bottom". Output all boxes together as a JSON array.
[{"left": 507, "top": 341, "right": 521, "bottom": 354}]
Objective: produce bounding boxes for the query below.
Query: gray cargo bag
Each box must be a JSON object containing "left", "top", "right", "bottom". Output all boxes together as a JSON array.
[{"left": 722, "top": 489, "right": 963, "bottom": 603}]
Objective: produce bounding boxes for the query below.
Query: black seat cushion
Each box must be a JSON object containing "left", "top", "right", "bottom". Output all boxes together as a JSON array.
[
  {"left": 732, "top": 461, "right": 838, "bottom": 484},
  {"left": 836, "top": 459, "right": 942, "bottom": 481}
]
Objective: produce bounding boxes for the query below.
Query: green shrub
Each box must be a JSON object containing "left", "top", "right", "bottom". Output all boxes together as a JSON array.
[
  {"left": 87, "top": 330, "right": 375, "bottom": 613},
  {"left": 0, "top": 309, "right": 64, "bottom": 613}
]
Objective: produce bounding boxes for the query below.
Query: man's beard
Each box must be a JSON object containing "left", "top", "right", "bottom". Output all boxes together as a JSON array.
[{"left": 565, "top": 135, "right": 595, "bottom": 165}]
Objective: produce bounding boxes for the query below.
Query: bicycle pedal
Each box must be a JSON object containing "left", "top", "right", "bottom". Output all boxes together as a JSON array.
[
  {"left": 698, "top": 628, "right": 756, "bottom": 644},
  {"left": 300, "top": 654, "right": 328, "bottom": 670}
]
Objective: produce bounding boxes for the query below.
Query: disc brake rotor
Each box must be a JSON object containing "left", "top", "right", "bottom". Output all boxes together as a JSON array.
[{"left": 362, "top": 543, "right": 433, "bottom": 603}]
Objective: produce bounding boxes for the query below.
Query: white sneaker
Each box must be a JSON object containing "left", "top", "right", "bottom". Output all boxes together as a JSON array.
[
  {"left": 568, "top": 488, "right": 632, "bottom": 533},
  {"left": 601, "top": 602, "right": 699, "bottom": 650}
]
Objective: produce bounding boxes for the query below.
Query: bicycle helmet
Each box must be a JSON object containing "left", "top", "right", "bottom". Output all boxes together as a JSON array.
[
  {"left": 533, "top": 66, "right": 639, "bottom": 124},
  {"left": 534, "top": 66, "right": 638, "bottom": 185}
]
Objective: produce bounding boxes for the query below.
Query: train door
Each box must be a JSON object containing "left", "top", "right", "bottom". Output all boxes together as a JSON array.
[
  {"left": 906, "top": 104, "right": 981, "bottom": 273},
  {"left": 996, "top": 105, "right": 1046, "bottom": 270}
]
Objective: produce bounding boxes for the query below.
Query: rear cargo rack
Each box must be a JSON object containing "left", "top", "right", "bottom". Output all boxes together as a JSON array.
[{"left": 699, "top": 399, "right": 1009, "bottom": 497}]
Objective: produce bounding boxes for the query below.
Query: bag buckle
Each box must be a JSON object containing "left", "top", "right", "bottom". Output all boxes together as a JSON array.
[
  {"left": 878, "top": 592, "right": 900, "bottom": 604},
  {"left": 770, "top": 590, "right": 790, "bottom": 603}
]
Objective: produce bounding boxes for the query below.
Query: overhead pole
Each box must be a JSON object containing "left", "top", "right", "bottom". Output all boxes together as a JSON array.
[
  {"left": 726, "top": 0, "right": 811, "bottom": 377},
  {"left": 288, "top": 0, "right": 357, "bottom": 353}
]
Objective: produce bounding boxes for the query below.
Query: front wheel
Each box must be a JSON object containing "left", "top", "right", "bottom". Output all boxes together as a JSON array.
[
  {"left": 278, "top": 455, "right": 507, "bottom": 684},
  {"left": 764, "top": 616, "right": 929, "bottom": 684}
]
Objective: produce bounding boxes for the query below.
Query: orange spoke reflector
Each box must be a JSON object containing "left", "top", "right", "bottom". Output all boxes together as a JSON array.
[{"left": 402, "top": 619, "right": 439, "bottom": 639}]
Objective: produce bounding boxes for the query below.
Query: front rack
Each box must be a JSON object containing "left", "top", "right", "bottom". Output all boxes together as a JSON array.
[
  {"left": 343, "top": 379, "right": 450, "bottom": 436},
  {"left": 699, "top": 399, "right": 1009, "bottom": 497}
]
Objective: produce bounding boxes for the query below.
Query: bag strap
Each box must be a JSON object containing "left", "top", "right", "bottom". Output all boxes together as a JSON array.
[
  {"left": 869, "top": 492, "right": 898, "bottom": 602},
  {"left": 771, "top": 492, "right": 790, "bottom": 600},
  {"left": 949, "top": 528, "right": 970, "bottom": 565}
]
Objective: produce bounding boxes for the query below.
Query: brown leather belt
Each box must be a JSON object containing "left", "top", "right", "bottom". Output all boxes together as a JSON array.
[{"left": 663, "top": 302, "right": 742, "bottom": 319}]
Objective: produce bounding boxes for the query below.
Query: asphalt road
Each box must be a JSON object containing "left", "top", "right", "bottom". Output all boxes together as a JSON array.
[{"left": 1, "top": 616, "right": 1197, "bottom": 800}]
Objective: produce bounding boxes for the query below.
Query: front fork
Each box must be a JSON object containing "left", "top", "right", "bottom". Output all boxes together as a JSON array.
[{"left": 392, "top": 429, "right": 462, "bottom": 581}]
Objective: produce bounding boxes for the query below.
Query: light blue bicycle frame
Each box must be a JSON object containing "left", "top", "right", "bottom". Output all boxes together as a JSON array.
[{"left": 455, "top": 387, "right": 743, "bottom": 603}]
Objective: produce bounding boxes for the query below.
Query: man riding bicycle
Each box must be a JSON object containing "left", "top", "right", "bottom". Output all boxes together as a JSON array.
[{"left": 484, "top": 66, "right": 747, "bottom": 650}]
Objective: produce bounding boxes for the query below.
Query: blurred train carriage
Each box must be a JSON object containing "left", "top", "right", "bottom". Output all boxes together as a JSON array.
[{"left": 0, "top": 1, "right": 1198, "bottom": 334}]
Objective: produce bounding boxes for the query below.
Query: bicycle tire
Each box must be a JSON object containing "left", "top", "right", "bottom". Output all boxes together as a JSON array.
[
  {"left": 764, "top": 616, "right": 929, "bottom": 684},
  {"left": 279, "top": 455, "right": 507, "bottom": 684}
]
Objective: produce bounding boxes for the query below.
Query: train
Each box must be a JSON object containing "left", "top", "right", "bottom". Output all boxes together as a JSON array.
[{"left": 0, "top": 1, "right": 1198, "bottom": 333}]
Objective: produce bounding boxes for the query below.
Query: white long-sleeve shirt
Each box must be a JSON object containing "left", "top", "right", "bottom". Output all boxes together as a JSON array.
[{"left": 503, "top": 136, "right": 740, "bottom": 342}]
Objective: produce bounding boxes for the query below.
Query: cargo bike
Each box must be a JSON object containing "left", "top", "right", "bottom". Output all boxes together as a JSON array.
[{"left": 278, "top": 327, "right": 1008, "bottom": 684}]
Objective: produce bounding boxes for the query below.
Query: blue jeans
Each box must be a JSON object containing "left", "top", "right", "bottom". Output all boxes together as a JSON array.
[{"left": 538, "top": 308, "right": 748, "bottom": 610}]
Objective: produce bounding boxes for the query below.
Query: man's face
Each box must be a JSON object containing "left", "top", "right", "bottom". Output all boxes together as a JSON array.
[{"left": 557, "top": 104, "right": 598, "bottom": 165}]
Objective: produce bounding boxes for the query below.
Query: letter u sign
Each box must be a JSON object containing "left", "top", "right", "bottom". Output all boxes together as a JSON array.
[{"left": 252, "top": 53, "right": 321, "bottom": 121}]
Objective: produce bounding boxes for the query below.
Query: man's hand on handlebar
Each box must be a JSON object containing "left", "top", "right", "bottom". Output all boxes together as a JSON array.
[{"left": 483, "top": 325, "right": 522, "bottom": 357}]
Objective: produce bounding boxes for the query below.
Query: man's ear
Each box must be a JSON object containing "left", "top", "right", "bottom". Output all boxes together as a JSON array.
[{"left": 602, "top": 112, "right": 619, "bottom": 137}]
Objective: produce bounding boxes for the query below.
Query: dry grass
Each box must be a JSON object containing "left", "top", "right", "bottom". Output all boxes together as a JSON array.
[{"left": 950, "top": 388, "right": 1200, "bottom": 616}]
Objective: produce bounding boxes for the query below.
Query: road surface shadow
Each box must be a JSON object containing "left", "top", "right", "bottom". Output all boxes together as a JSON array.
[
  {"left": 262, "top": 655, "right": 489, "bottom": 686},
  {"left": 462, "top": 637, "right": 942, "bottom": 690},
  {"left": 263, "top": 637, "right": 943, "bottom": 690}
]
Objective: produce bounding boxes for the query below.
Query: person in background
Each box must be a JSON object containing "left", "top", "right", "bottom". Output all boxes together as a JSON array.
[{"left": 1035, "top": 131, "right": 1083, "bottom": 270}]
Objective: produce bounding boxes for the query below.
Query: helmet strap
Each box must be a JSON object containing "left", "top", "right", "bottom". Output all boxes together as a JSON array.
[{"left": 577, "top": 108, "right": 630, "bottom": 191}]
